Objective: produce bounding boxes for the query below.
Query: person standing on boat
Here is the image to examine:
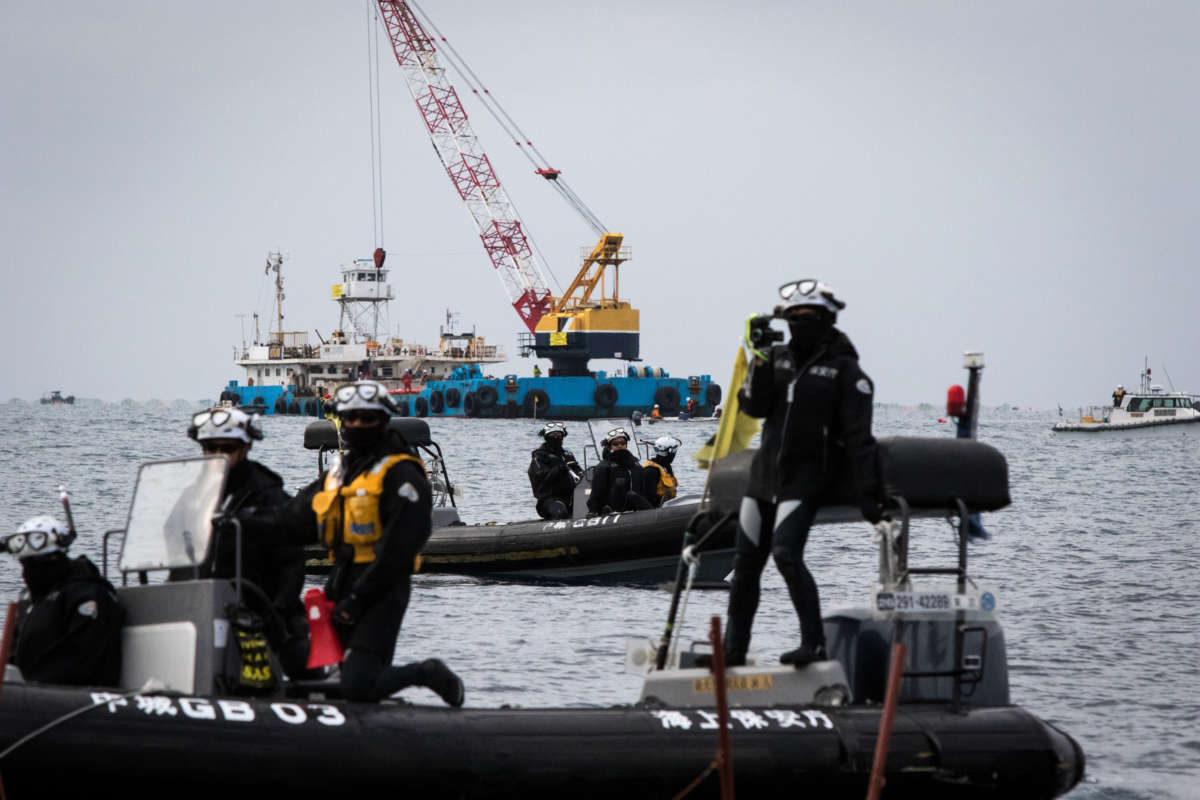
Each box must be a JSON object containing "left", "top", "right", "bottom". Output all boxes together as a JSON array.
[
  {"left": 1112, "top": 385, "right": 1125, "bottom": 407},
  {"left": 3, "top": 515, "right": 124, "bottom": 686},
  {"left": 719, "top": 279, "right": 883, "bottom": 668},
  {"left": 587, "top": 427, "right": 653, "bottom": 514},
  {"left": 175, "top": 408, "right": 310, "bottom": 678},
  {"left": 640, "top": 435, "right": 681, "bottom": 507},
  {"left": 243, "top": 381, "right": 464, "bottom": 705},
  {"left": 528, "top": 422, "right": 582, "bottom": 520}
]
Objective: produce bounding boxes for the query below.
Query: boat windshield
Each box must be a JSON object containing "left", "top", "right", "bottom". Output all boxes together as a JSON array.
[
  {"left": 1126, "top": 396, "right": 1192, "bottom": 412},
  {"left": 118, "top": 456, "right": 228, "bottom": 573}
]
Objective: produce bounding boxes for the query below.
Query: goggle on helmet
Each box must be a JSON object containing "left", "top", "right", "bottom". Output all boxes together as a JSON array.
[
  {"left": 539, "top": 422, "right": 567, "bottom": 439},
  {"left": 603, "top": 427, "right": 631, "bottom": 447},
  {"left": 334, "top": 381, "right": 398, "bottom": 416},
  {"left": 188, "top": 408, "right": 263, "bottom": 444},
  {"left": 777, "top": 279, "right": 845, "bottom": 316},
  {"left": 2, "top": 515, "right": 73, "bottom": 559},
  {"left": 652, "top": 435, "right": 682, "bottom": 458}
]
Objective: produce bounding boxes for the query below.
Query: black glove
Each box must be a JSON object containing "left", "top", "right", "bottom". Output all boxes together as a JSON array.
[
  {"left": 859, "top": 498, "right": 885, "bottom": 525},
  {"left": 332, "top": 592, "right": 364, "bottom": 627}
]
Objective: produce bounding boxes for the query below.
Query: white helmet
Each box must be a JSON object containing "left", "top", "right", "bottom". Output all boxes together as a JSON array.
[
  {"left": 603, "top": 426, "right": 631, "bottom": 446},
  {"left": 4, "top": 515, "right": 72, "bottom": 559},
  {"left": 539, "top": 422, "right": 567, "bottom": 439},
  {"left": 1117, "top": 385, "right": 1125, "bottom": 391},
  {"left": 777, "top": 278, "right": 845, "bottom": 316},
  {"left": 333, "top": 380, "right": 397, "bottom": 416},
  {"left": 189, "top": 408, "right": 263, "bottom": 444},
  {"left": 653, "top": 435, "right": 682, "bottom": 458}
]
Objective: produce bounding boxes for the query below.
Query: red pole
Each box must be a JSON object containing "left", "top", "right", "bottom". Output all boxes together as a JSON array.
[
  {"left": 865, "top": 641, "right": 907, "bottom": 800},
  {"left": 708, "top": 616, "right": 735, "bottom": 800},
  {"left": 0, "top": 602, "right": 17, "bottom": 701}
]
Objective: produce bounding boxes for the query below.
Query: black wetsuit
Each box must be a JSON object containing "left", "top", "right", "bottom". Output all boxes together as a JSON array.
[
  {"left": 587, "top": 448, "right": 652, "bottom": 514},
  {"left": 170, "top": 459, "right": 308, "bottom": 678},
  {"left": 257, "top": 430, "right": 452, "bottom": 703},
  {"left": 640, "top": 456, "right": 677, "bottom": 508},
  {"left": 528, "top": 441, "right": 581, "bottom": 519},
  {"left": 11, "top": 554, "right": 124, "bottom": 686},
  {"left": 724, "top": 328, "right": 880, "bottom": 662}
]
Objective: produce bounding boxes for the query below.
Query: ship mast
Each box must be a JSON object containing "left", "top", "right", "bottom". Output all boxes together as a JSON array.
[{"left": 267, "top": 251, "right": 285, "bottom": 345}]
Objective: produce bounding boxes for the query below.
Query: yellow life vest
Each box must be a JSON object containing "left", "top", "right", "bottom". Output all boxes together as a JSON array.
[
  {"left": 644, "top": 460, "right": 678, "bottom": 502},
  {"left": 311, "top": 453, "right": 426, "bottom": 564}
]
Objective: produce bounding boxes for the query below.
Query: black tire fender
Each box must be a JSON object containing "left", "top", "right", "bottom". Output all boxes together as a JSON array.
[
  {"left": 445, "top": 387, "right": 461, "bottom": 408},
  {"left": 415, "top": 396, "right": 429, "bottom": 417},
  {"left": 654, "top": 385, "right": 681, "bottom": 414},
  {"left": 705, "top": 383, "right": 722, "bottom": 408},
  {"left": 429, "top": 391, "right": 445, "bottom": 414},
  {"left": 523, "top": 389, "right": 550, "bottom": 416},
  {"left": 593, "top": 383, "right": 618, "bottom": 408},
  {"left": 463, "top": 392, "right": 480, "bottom": 417},
  {"left": 477, "top": 384, "right": 499, "bottom": 408}
]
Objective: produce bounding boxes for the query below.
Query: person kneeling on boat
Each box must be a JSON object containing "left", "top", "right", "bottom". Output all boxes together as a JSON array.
[
  {"left": 528, "top": 422, "right": 581, "bottom": 520},
  {"left": 2, "top": 515, "right": 124, "bottom": 686},
  {"left": 241, "top": 381, "right": 465, "bottom": 706},
  {"left": 718, "top": 279, "right": 884, "bottom": 669},
  {"left": 587, "top": 427, "right": 653, "bottom": 515},
  {"left": 173, "top": 408, "right": 311, "bottom": 679},
  {"left": 640, "top": 435, "right": 681, "bottom": 508}
]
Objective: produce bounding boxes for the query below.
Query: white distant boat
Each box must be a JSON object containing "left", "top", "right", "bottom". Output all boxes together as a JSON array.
[{"left": 1053, "top": 361, "right": 1200, "bottom": 434}]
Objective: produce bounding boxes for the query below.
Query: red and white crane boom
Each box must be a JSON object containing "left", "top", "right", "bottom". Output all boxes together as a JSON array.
[{"left": 375, "top": 0, "right": 554, "bottom": 333}]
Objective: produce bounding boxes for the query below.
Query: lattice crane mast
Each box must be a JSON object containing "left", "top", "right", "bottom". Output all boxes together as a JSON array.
[
  {"left": 375, "top": 0, "right": 553, "bottom": 333},
  {"left": 376, "top": 1, "right": 639, "bottom": 375}
]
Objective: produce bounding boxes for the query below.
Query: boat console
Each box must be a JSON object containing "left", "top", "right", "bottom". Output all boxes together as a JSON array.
[{"left": 637, "top": 433, "right": 1012, "bottom": 713}]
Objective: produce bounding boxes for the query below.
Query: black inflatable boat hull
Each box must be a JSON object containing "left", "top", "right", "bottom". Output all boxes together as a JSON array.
[
  {"left": 0, "top": 683, "right": 1082, "bottom": 798},
  {"left": 419, "top": 503, "right": 735, "bottom": 584}
]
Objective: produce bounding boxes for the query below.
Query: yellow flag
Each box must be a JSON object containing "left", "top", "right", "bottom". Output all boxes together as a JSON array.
[{"left": 694, "top": 346, "right": 761, "bottom": 469}]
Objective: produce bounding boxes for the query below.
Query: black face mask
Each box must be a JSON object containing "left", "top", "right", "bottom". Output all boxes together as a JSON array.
[
  {"left": 788, "top": 314, "right": 832, "bottom": 354},
  {"left": 657, "top": 453, "right": 676, "bottom": 467},
  {"left": 22, "top": 553, "right": 71, "bottom": 599},
  {"left": 342, "top": 423, "right": 386, "bottom": 450},
  {"left": 544, "top": 436, "right": 565, "bottom": 452}
]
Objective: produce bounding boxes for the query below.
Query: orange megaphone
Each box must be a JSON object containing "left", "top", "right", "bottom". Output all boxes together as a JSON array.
[{"left": 304, "top": 588, "right": 344, "bottom": 669}]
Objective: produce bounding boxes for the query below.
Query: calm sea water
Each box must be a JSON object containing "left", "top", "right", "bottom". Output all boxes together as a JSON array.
[{"left": 2, "top": 400, "right": 1197, "bottom": 799}]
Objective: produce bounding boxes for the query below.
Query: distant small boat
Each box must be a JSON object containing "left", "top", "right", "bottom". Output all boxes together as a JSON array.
[
  {"left": 39, "top": 390, "right": 74, "bottom": 405},
  {"left": 1053, "top": 360, "right": 1199, "bottom": 434}
]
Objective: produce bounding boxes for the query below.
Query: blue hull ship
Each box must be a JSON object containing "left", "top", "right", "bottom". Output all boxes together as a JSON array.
[
  {"left": 223, "top": 366, "right": 719, "bottom": 421},
  {"left": 220, "top": 254, "right": 720, "bottom": 420}
]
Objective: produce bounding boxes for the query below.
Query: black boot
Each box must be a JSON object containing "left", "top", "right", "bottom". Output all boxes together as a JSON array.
[
  {"left": 422, "top": 658, "right": 465, "bottom": 707},
  {"left": 780, "top": 644, "right": 827, "bottom": 666}
]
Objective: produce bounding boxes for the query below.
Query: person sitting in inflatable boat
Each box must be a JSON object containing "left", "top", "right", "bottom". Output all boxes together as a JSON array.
[
  {"left": 528, "top": 422, "right": 582, "bottom": 520},
  {"left": 174, "top": 407, "right": 310, "bottom": 679},
  {"left": 640, "top": 435, "right": 681, "bottom": 508},
  {"left": 587, "top": 427, "right": 654, "bottom": 515},
  {"left": 2, "top": 514, "right": 124, "bottom": 686}
]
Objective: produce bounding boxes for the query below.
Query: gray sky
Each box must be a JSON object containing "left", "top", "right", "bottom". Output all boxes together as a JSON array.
[{"left": 3, "top": 1, "right": 1198, "bottom": 407}]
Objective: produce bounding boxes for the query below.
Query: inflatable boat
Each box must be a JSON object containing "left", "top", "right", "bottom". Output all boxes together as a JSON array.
[
  {"left": 300, "top": 417, "right": 739, "bottom": 585},
  {"left": 0, "top": 441, "right": 1084, "bottom": 798}
]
